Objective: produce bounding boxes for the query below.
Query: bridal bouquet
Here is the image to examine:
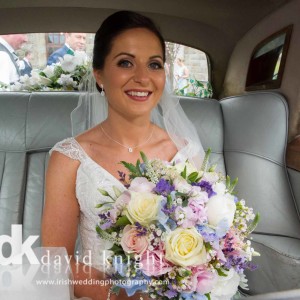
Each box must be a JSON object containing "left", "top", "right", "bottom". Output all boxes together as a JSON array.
[
  {"left": 3, "top": 51, "right": 90, "bottom": 92},
  {"left": 96, "top": 150, "right": 259, "bottom": 300}
]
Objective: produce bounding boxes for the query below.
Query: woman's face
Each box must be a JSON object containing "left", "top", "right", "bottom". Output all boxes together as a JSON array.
[{"left": 94, "top": 28, "right": 165, "bottom": 120}]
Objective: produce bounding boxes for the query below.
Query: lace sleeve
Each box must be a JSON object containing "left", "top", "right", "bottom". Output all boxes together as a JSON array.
[{"left": 49, "top": 137, "right": 87, "bottom": 162}]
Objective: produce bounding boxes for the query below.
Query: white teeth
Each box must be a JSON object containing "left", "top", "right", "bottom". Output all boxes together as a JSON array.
[{"left": 127, "top": 91, "right": 149, "bottom": 97}]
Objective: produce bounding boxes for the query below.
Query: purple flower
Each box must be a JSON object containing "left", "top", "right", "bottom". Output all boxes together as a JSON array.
[
  {"left": 100, "top": 221, "right": 113, "bottom": 230},
  {"left": 193, "top": 180, "right": 216, "bottom": 198},
  {"left": 153, "top": 179, "right": 175, "bottom": 196},
  {"left": 135, "top": 222, "right": 148, "bottom": 236},
  {"left": 118, "top": 170, "right": 126, "bottom": 182},
  {"left": 164, "top": 288, "right": 178, "bottom": 298}
]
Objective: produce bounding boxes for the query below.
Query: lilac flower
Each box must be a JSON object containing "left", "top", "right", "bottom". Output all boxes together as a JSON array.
[
  {"left": 197, "top": 225, "right": 218, "bottom": 243},
  {"left": 192, "top": 180, "right": 215, "bottom": 198},
  {"left": 100, "top": 221, "right": 113, "bottom": 230},
  {"left": 164, "top": 288, "right": 178, "bottom": 298},
  {"left": 153, "top": 178, "right": 175, "bottom": 196},
  {"left": 118, "top": 170, "right": 126, "bottom": 182},
  {"left": 174, "top": 206, "right": 198, "bottom": 228},
  {"left": 135, "top": 222, "right": 148, "bottom": 236},
  {"left": 157, "top": 200, "right": 177, "bottom": 231}
]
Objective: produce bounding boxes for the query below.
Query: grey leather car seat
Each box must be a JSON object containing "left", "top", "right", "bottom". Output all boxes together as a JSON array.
[
  {"left": 0, "top": 92, "right": 79, "bottom": 257},
  {"left": 220, "top": 92, "right": 300, "bottom": 294},
  {"left": 0, "top": 91, "right": 299, "bottom": 297}
]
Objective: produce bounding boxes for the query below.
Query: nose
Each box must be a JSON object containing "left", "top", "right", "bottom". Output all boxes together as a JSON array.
[{"left": 133, "top": 65, "right": 150, "bottom": 86}]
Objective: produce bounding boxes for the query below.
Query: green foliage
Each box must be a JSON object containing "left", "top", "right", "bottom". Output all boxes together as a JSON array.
[
  {"left": 115, "top": 215, "right": 131, "bottom": 227},
  {"left": 200, "top": 148, "right": 212, "bottom": 172},
  {"left": 175, "top": 77, "right": 213, "bottom": 99},
  {"left": 226, "top": 176, "right": 238, "bottom": 194},
  {"left": 246, "top": 213, "right": 260, "bottom": 234}
]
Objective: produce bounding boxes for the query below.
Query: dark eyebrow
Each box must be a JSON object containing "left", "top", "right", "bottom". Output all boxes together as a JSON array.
[
  {"left": 113, "top": 52, "right": 163, "bottom": 60},
  {"left": 113, "top": 52, "right": 135, "bottom": 59}
]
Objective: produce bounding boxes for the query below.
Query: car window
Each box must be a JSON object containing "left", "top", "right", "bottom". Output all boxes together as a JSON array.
[{"left": 0, "top": 33, "right": 211, "bottom": 98}]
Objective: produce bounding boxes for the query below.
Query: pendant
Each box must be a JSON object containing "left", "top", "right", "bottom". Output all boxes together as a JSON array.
[{"left": 128, "top": 147, "right": 133, "bottom": 153}]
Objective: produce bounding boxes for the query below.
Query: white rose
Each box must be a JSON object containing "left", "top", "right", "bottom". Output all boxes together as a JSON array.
[
  {"left": 206, "top": 194, "right": 236, "bottom": 227},
  {"left": 174, "top": 161, "right": 198, "bottom": 176},
  {"left": 10, "top": 82, "right": 22, "bottom": 91},
  {"left": 42, "top": 65, "right": 55, "bottom": 78},
  {"left": 210, "top": 269, "right": 240, "bottom": 300},
  {"left": 125, "top": 192, "right": 161, "bottom": 226},
  {"left": 73, "top": 50, "right": 87, "bottom": 65},
  {"left": 165, "top": 228, "right": 207, "bottom": 267},
  {"left": 59, "top": 54, "right": 77, "bottom": 72},
  {"left": 173, "top": 178, "right": 192, "bottom": 194},
  {"left": 201, "top": 171, "right": 219, "bottom": 184},
  {"left": 212, "top": 182, "right": 226, "bottom": 195}
]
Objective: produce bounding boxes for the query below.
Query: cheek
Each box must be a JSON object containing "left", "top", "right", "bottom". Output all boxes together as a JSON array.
[
  {"left": 105, "top": 70, "right": 129, "bottom": 90},
  {"left": 155, "top": 75, "right": 166, "bottom": 98}
]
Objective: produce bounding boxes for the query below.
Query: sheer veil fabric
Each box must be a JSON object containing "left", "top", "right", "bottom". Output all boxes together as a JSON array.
[{"left": 71, "top": 71, "right": 205, "bottom": 168}]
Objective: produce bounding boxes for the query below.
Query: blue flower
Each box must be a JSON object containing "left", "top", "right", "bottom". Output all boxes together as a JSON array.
[
  {"left": 181, "top": 292, "right": 207, "bottom": 300},
  {"left": 215, "top": 218, "right": 231, "bottom": 238},
  {"left": 122, "top": 282, "right": 148, "bottom": 297},
  {"left": 164, "top": 289, "right": 178, "bottom": 298},
  {"left": 196, "top": 224, "right": 218, "bottom": 243}
]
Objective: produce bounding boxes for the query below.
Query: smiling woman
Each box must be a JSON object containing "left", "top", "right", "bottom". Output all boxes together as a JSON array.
[
  {"left": 1, "top": 1, "right": 300, "bottom": 300},
  {"left": 93, "top": 28, "right": 166, "bottom": 121},
  {"left": 42, "top": 10, "right": 206, "bottom": 300}
]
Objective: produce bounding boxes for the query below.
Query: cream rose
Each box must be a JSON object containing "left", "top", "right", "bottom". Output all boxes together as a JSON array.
[
  {"left": 206, "top": 194, "right": 236, "bottom": 228},
  {"left": 125, "top": 192, "right": 161, "bottom": 226},
  {"left": 165, "top": 228, "right": 207, "bottom": 267}
]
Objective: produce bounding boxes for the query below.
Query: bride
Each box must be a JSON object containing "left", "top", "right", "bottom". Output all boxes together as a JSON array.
[{"left": 42, "top": 10, "right": 204, "bottom": 300}]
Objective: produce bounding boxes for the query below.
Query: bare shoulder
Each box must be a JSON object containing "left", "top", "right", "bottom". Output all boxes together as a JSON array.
[{"left": 74, "top": 125, "right": 102, "bottom": 154}]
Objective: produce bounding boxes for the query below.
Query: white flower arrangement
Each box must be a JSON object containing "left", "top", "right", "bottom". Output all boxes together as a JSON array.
[{"left": 0, "top": 51, "right": 90, "bottom": 92}]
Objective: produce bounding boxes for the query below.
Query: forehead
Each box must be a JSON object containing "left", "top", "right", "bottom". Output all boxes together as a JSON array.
[
  {"left": 70, "top": 33, "right": 86, "bottom": 38},
  {"left": 110, "top": 28, "right": 163, "bottom": 56}
]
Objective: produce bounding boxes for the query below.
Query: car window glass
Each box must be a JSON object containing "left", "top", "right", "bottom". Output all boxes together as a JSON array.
[{"left": 0, "top": 33, "right": 211, "bottom": 98}]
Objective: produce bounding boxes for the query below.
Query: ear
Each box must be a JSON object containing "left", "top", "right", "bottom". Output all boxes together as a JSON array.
[{"left": 93, "top": 69, "right": 103, "bottom": 85}]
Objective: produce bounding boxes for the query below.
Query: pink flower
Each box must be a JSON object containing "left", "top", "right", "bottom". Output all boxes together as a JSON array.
[
  {"left": 114, "top": 191, "right": 131, "bottom": 211},
  {"left": 129, "top": 177, "right": 156, "bottom": 193},
  {"left": 175, "top": 206, "right": 198, "bottom": 228},
  {"left": 190, "top": 267, "right": 218, "bottom": 294},
  {"left": 189, "top": 187, "right": 209, "bottom": 203},
  {"left": 188, "top": 198, "right": 208, "bottom": 224},
  {"left": 120, "top": 225, "right": 148, "bottom": 254},
  {"left": 140, "top": 250, "right": 173, "bottom": 276}
]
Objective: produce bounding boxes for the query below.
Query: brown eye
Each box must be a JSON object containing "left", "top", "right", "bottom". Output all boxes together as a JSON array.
[
  {"left": 117, "top": 59, "right": 133, "bottom": 68},
  {"left": 149, "top": 62, "right": 163, "bottom": 70}
]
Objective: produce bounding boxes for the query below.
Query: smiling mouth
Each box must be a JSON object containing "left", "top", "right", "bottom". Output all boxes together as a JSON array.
[{"left": 126, "top": 90, "right": 152, "bottom": 101}]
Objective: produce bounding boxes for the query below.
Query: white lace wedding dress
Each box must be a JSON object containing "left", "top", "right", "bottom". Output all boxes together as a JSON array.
[{"left": 50, "top": 137, "right": 186, "bottom": 272}]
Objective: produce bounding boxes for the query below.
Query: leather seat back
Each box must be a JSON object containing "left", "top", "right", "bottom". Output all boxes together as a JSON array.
[
  {"left": 221, "top": 92, "right": 300, "bottom": 238},
  {"left": 0, "top": 92, "right": 79, "bottom": 257}
]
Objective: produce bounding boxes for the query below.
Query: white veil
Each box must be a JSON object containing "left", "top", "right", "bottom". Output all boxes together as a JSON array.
[{"left": 71, "top": 71, "right": 205, "bottom": 168}]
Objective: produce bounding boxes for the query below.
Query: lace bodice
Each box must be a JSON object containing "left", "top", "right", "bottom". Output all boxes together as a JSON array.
[{"left": 50, "top": 137, "right": 186, "bottom": 271}]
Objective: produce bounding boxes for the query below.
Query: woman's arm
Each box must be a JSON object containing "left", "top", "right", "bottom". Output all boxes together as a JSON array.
[
  {"left": 182, "top": 65, "right": 189, "bottom": 78},
  {"left": 41, "top": 152, "right": 144, "bottom": 300}
]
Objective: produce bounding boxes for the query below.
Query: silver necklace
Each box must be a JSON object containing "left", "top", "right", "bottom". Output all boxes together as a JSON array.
[{"left": 100, "top": 124, "right": 154, "bottom": 153}]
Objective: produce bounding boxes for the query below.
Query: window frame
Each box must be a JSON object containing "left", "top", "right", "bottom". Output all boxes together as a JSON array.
[{"left": 245, "top": 24, "right": 293, "bottom": 91}]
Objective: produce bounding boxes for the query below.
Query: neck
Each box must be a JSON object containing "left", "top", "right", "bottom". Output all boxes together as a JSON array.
[{"left": 101, "top": 114, "right": 153, "bottom": 147}]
